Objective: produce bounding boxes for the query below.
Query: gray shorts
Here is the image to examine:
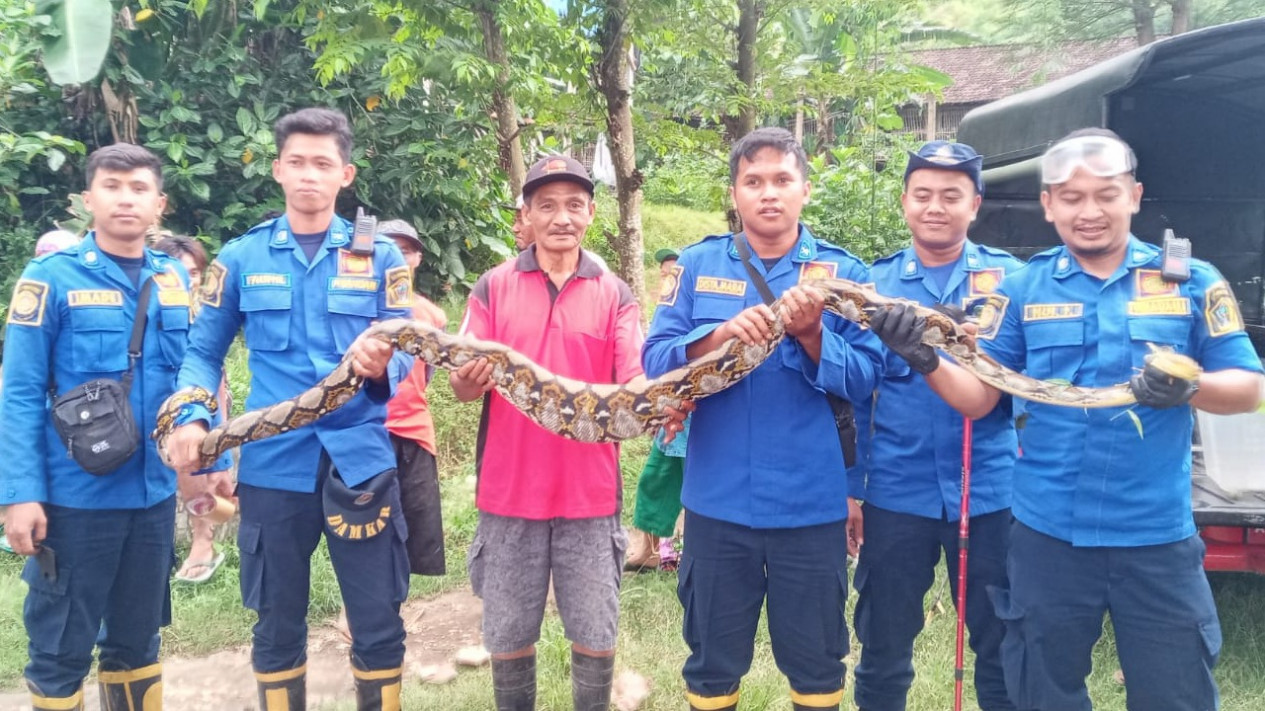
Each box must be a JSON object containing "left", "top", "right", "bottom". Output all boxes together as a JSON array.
[{"left": 468, "top": 511, "right": 627, "bottom": 654}]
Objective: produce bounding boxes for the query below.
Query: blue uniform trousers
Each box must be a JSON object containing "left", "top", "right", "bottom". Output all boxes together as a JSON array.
[
  {"left": 23, "top": 497, "right": 175, "bottom": 697},
  {"left": 853, "top": 506, "right": 1014, "bottom": 711},
  {"left": 237, "top": 464, "right": 409, "bottom": 674},
  {"left": 678, "top": 509, "right": 849, "bottom": 701},
  {"left": 993, "top": 522, "right": 1220, "bottom": 711}
]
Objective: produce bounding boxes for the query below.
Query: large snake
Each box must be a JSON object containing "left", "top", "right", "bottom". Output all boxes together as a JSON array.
[{"left": 153, "top": 278, "right": 1200, "bottom": 469}]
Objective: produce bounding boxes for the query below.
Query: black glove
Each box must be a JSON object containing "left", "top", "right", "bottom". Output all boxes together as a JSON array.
[
  {"left": 1129, "top": 361, "right": 1199, "bottom": 409},
  {"left": 869, "top": 303, "right": 939, "bottom": 375}
]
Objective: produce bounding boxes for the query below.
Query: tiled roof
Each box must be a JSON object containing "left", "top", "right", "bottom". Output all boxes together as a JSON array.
[{"left": 909, "top": 37, "right": 1141, "bottom": 105}]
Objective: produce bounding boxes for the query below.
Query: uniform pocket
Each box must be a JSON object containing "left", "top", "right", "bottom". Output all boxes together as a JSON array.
[
  {"left": 237, "top": 521, "right": 264, "bottom": 611},
  {"left": 21, "top": 555, "right": 73, "bottom": 656},
  {"left": 1127, "top": 316, "right": 1191, "bottom": 365},
  {"left": 989, "top": 586, "right": 1034, "bottom": 709},
  {"left": 327, "top": 292, "right": 378, "bottom": 352},
  {"left": 157, "top": 306, "right": 191, "bottom": 366},
  {"left": 1198, "top": 619, "right": 1222, "bottom": 666},
  {"left": 1025, "top": 320, "right": 1084, "bottom": 381},
  {"left": 692, "top": 295, "right": 744, "bottom": 323},
  {"left": 70, "top": 308, "right": 129, "bottom": 372},
  {"left": 676, "top": 556, "right": 698, "bottom": 648},
  {"left": 240, "top": 289, "right": 292, "bottom": 352}
]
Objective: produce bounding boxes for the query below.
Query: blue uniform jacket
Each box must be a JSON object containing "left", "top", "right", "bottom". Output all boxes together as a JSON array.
[
  {"left": 176, "top": 216, "right": 414, "bottom": 492},
  {"left": 0, "top": 234, "right": 213, "bottom": 508},
  {"left": 851, "top": 240, "right": 1024, "bottom": 519},
  {"left": 981, "top": 236, "right": 1262, "bottom": 547},
  {"left": 642, "top": 227, "right": 885, "bottom": 529}
]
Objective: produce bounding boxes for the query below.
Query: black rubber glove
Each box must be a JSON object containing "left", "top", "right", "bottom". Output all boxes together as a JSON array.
[
  {"left": 1130, "top": 361, "right": 1199, "bottom": 409},
  {"left": 869, "top": 303, "right": 939, "bottom": 375}
]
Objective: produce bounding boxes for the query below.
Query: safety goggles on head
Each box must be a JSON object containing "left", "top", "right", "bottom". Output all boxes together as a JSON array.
[{"left": 1040, "top": 135, "right": 1136, "bottom": 185}]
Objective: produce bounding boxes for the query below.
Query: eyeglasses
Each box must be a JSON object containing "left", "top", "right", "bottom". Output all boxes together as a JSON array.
[{"left": 1040, "top": 136, "right": 1136, "bottom": 185}]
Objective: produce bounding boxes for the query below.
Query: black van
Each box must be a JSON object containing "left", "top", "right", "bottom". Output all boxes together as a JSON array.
[{"left": 957, "top": 17, "right": 1265, "bottom": 574}]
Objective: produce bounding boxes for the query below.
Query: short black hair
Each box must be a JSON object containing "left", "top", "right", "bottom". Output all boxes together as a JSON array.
[
  {"left": 728, "top": 127, "right": 809, "bottom": 184},
  {"left": 154, "top": 234, "right": 208, "bottom": 275},
  {"left": 273, "top": 108, "right": 353, "bottom": 163},
  {"left": 86, "top": 143, "right": 164, "bottom": 191}
]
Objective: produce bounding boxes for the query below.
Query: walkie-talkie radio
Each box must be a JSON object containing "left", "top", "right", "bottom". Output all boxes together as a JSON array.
[
  {"left": 350, "top": 207, "right": 378, "bottom": 256},
  {"left": 1160, "top": 228, "right": 1191, "bottom": 283}
]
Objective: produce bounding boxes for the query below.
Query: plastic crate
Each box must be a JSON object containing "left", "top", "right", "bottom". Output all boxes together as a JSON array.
[{"left": 1196, "top": 409, "right": 1265, "bottom": 494}]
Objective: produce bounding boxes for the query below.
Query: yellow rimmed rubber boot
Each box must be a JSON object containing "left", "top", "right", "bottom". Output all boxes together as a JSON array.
[
  {"left": 255, "top": 664, "right": 306, "bottom": 711},
  {"left": 28, "top": 682, "right": 84, "bottom": 711},
  {"left": 687, "top": 688, "right": 739, "bottom": 711},
  {"left": 790, "top": 686, "right": 843, "bottom": 711},
  {"left": 351, "top": 663, "right": 402, "bottom": 711},
  {"left": 99, "top": 663, "right": 162, "bottom": 710}
]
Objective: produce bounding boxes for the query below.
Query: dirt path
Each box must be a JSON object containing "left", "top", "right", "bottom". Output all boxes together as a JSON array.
[{"left": 0, "top": 589, "right": 485, "bottom": 711}]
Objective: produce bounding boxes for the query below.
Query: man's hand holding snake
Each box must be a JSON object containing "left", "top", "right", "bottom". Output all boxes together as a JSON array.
[
  {"left": 1130, "top": 355, "right": 1200, "bottom": 409},
  {"left": 779, "top": 285, "right": 826, "bottom": 341},
  {"left": 349, "top": 333, "right": 394, "bottom": 382},
  {"left": 869, "top": 302, "right": 940, "bottom": 375},
  {"left": 718, "top": 304, "right": 778, "bottom": 346}
]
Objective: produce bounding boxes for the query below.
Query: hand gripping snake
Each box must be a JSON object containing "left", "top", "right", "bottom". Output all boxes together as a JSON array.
[{"left": 154, "top": 278, "right": 1201, "bottom": 469}]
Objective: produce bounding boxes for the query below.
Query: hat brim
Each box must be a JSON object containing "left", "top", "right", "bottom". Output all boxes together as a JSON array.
[
  {"left": 384, "top": 232, "right": 425, "bottom": 254},
  {"left": 522, "top": 173, "right": 595, "bottom": 197}
]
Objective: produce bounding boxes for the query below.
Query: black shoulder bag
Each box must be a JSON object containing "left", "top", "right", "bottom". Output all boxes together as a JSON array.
[
  {"left": 50, "top": 278, "right": 153, "bottom": 476},
  {"left": 732, "top": 234, "right": 858, "bottom": 468}
]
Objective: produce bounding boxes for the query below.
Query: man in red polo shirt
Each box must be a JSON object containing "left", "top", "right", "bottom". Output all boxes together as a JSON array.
[{"left": 451, "top": 155, "right": 643, "bottom": 711}]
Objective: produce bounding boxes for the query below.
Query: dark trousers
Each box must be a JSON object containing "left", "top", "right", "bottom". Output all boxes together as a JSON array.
[
  {"left": 237, "top": 469, "right": 409, "bottom": 673},
  {"left": 23, "top": 497, "right": 176, "bottom": 697},
  {"left": 994, "top": 521, "right": 1220, "bottom": 711},
  {"left": 853, "top": 506, "right": 1014, "bottom": 711},
  {"left": 392, "top": 434, "right": 445, "bottom": 576},
  {"left": 678, "top": 509, "right": 850, "bottom": 698}
]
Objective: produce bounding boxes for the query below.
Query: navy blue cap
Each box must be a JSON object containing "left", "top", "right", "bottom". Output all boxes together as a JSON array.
[{"left": 904, "top": 141, "right": 984, "bottom": 195}]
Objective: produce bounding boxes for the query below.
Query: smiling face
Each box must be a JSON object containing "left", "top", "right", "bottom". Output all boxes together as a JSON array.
[
  {"left": 901, "top": 168, "right": 981, "bottom": 253},
  {"left": 731, "top": 147, "right": 811, "bottom": 245},
  {"left": 522, "top": 181, "right": 594, "bottom": 258},
  {"left": 272, "top": 132, "right": 355, "bottom": 221},
  {"left": 82, "top": 167, "right": 167, "bottom": 246},
  {"left": 1041, "top": 169, "right": 1142, "bottom": 261}
]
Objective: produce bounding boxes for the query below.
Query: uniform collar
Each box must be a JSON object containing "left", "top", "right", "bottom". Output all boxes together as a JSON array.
[
  {"left": 1051, "top": 234, "right": 1155, "bottom": 280},
  {"left": 515, "top": 245, "right": 604, "bottom": 279},
  {"left": 77, "top": 232, "right": 163, "bottom": 291},
  {"left": 725, "top": 224, "right": 817, "bottom": 262},
  {"left": 897, "top": 240, "right": 982, "bottom": 281},
  {"left": 270, "top": 214, "right": 351, "bottom": 269}
]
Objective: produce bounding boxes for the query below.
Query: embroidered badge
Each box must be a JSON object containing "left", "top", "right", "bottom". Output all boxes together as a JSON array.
[
  {"left": 798, "top": 261, "right": 838, "bottom": 283},
  {"left": 199, "top": 261, "right": 227, "bottom": 309},
  {"left": 1023, "top": 303, "right": 1084, "bottom": 321},
  {"left": 1134, "top": 269, "right": 1180, "bottom": 299},
  {"left": 658, "top": 264, "right": 683, "bottom": 307},
  {"left": 6, "top": 279, "right": 48, "bottom": 327},
  {"left": 385, "top": 265, "right": 413, "bottom": 309},
  {"left": 153, "top": 268, "right": 184, "bottom": 291},
  {"left": 67, "top": 290, "right": 123, "bottom": 307},
  {"left": 329, "top": 276, "right": 379, "bottom": 292},
  {"left": 968, "top": 268, "right": 1004, "bottom": 296},
  {"left": 157, "top": 290, "right": 191, "bottom": 307},
  {"left": 242, "top": 273, "right": 292, "bottom": 288},
  {"left": 695, "top": 276, "right": 747, "bottom": 298},
  {"left": 1127, "top": 297, "right": 1190, "bottom": 317},
  {"left": 338, "top": 250, "right": 373, "bottom": 276},
  {"left": 975, "top": 294, "right": 1008, "bottom": 341},
  {"left": 1204, "top": 281, "right": 1244, "bottom": 337}
]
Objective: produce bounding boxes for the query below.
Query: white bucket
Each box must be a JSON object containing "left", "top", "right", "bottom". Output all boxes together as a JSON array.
[{"left": 1197, "top": 409, "right": 1265, "bottom": 494}]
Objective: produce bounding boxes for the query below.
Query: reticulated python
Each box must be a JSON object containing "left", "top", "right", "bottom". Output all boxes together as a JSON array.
[{"left": 153, "top": 278, "right": 1200, "bottom": 469}]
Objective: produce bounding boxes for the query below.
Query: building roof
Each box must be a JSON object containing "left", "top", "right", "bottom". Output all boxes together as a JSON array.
[{"left": 909, "top": 37, "right": 1141, "bottom": 105}]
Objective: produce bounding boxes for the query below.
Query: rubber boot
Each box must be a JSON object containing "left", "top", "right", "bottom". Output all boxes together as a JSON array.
[
  {"left": 789, "top": 687, "right": 843, "bottom": 711},
  {"left": 98, "top": 663, "right": 162, "bottom": 710},
  {"left": 28, "top": 681, "right": 84, "bottom": 711},
  {"left": 255, "top": 665, "right": 306, "bottom": 711},
  {"left": 623, "top": 529, "right": 660, "bottom": 572},
  {"left": 351, "top": 664, "right": 402, "bottom": 711},
  {"left": 686, "top": 689, "right": 738, "bottom": 711},
  {"left": 571, "top": 650, "right": 615, "bottom": 711},
  {"left": 491, "top": 654, "right": 537, "bottom": 711}
]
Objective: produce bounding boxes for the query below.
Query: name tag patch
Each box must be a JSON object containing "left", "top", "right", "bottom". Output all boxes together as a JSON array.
[
  {"left": 1127, "top": 297, "right": 1190, "bottom": 316},
  {"left": 67, "top": 290, "right": 123, "bottom": 307},
  {"left": 243, "top": 273, "right": 291, "bottom": 288},
  {"left": 695, "top": 276, "right": 746, "bottom": 298},
  {"left": 1023, "top": 303, "right": 1083, "bottom": 322},
  {"left": 329, "top": 276, "right": 379, "bottom": 292},
  {"left": 157, "top": 290, "right": 191, "bottom": 307}
]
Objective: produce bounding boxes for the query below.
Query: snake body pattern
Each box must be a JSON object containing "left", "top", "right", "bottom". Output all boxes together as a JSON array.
[{"left": 154, "top": 278, "right": 1199, "bottom": 469}]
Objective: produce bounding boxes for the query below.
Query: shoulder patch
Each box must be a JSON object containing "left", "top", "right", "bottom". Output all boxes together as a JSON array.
[
  {"left": 973, "top": 294, "right": 1008, "bottom": 341},
  {"left": 658, "top": 264, "right": 683, "bottom": 306},
  {"left": 6, "top": 279, "right": 49, "bottom": 327},
  {"left": 1204, "top": 281, "right": 1244, "bottom": 337},
  {"left": 695, "top": 276, "right": 747, "bottom": 298},
  {"left": 385, "top": 265, "right": 413, "bottom": 309},
  {"left": 200, "top": 261, "right": 228, "bottom": 309},
  {"left": 798, "top": 261, "right": 838, "bottom": 283}
]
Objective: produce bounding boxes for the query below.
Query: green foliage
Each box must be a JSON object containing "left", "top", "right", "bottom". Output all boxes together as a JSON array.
[
  {"left": 34, "top": 0, "right": 113, "bottom": 84},
  {"left": 641, "top": 152, "right": 728, "bottom": 213}
]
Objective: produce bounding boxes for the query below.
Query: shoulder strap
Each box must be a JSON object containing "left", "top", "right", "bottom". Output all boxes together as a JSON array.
[
  {"left": 732, "top": 233, "right": 776, "bottom": 306},
  {"left": 120, "top": 277, "right": 154, "bottom": 393}
]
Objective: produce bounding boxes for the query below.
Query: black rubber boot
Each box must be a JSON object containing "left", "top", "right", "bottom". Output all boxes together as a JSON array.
[
  {"left": 27, "top": 680, "right": 84, "bottom": 711},
  {"left": 792, "top": 704, "right": 840, "bottom": 711},
  {"left": 98, "top": 662, "right": 162, "bottom": 710},
  {"left": 255, "top": 665, "right": 306, "bottom": 711},
  {"left": 571, "top": 650, "right": 615, "bottom": 711},
  {"left": 790, "top": 688, "right": 843, "bottom": 711},
  {"left": 491, "top": 654, "right": 537, "bottom": 711},
  {"left": 352, "top": 664, "right": 402, "bottom": 711}
]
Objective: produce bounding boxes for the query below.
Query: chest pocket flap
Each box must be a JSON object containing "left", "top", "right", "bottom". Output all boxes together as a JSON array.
[
  {"left": 328, "top": 291, "right": 379, "bottom": 351},
  {"left": 1024, "top": 320, "right": 1084, "bottom": 381},
  {"left": 240, "top": 288, "right": 292, "bottom": 351},
  {"left": 70, "top": 307, "right": 129, "bottom": 372},
  {"left": 1127, "top": 317, "right": 1190, "bottom": 349},
  {"left": 692, "top": 294, "right": 746, "bottom": 323}
]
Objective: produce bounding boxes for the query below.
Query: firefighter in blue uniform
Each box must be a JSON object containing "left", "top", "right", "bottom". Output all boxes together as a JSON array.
[
  {"left": 1, "top": 143, "right": 230, "bottom": 711},
  {"left": 165, "top": 108, "right": 414, "bottom": 711},
  {"left": 850, "top": 141, "right": 1021, "bottom": 711},
  {"left": 643, "top": 128, "right": 884, "bottom": 711},
  {"left": 873, "top": 129, "right": 1265, "bottom": 710}
]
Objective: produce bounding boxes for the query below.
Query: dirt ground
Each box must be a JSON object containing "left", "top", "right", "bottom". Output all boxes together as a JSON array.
[{"left": 0, "top": 589, "right": 485, "bottom": 711}]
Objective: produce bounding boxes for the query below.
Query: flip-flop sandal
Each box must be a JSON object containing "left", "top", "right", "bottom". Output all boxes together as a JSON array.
[{"left": 174, "top": 550, "right": 225, "bottom": 584}]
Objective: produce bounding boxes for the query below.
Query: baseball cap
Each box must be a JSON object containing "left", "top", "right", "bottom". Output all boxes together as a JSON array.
[
  {"left": 323, "top": 470, "right": 394, "bottom": 541},
  {"left": 904, "top": 141, "right": 984, "bottom": 194},
  {"left": 378, "top": 218, "right": 424, "bottom": 253},
  {"left": 522, "top": 155, "right": 594, "bottom": 198},
  {"left": 34, "top": 229, "right": 79, "bottom": 257},
  {"left": 654, "top": 248, "right": 679, "bottom": 264}
]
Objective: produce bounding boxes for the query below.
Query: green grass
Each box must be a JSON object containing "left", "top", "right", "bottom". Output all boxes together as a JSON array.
[{"left": 5, "top": 204, "right": 1265, "bottom": 709}]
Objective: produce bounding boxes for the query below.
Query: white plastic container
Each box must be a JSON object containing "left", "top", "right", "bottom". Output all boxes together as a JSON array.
[{"left": 1197, "top": 409, "right": 1265, "bottom": 494}]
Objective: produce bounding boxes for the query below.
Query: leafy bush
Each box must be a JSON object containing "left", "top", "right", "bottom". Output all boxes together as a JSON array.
[{"left": 641, "top": 152, "right": 728, "bottom": 213}]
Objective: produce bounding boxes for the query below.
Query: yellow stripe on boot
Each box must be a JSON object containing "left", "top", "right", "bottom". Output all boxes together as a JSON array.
[
  {"left": 99, "top": 663, "right": 163, "bottom": 711},
  {"left": 352, "top": 665, "right": 402, "bottom": 711},
  {"left": 686, "top": 689, "right": 740, "bottom": 710},
  {"left": 30, "top": 687, "right": 84, "bottom": 711},
  {"left": 789, "top": 686, "right": 844, "bottom": 708},
  {"left": 255, "top": 664, "right": 307, "bottom": 711}
]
